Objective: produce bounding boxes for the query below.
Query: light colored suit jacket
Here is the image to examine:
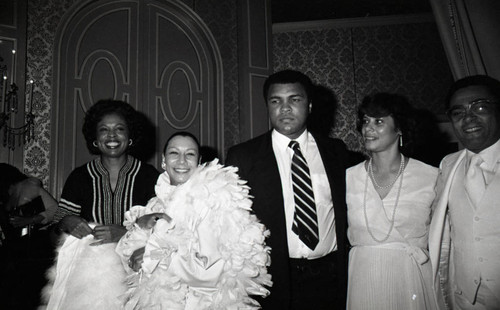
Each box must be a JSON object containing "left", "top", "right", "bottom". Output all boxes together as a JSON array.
[
  {"left": 429, "top": 150, "right": 465, "bottom": 309},
  {"left": 429, "top": 148, "right": 500, "bottom": 309}
]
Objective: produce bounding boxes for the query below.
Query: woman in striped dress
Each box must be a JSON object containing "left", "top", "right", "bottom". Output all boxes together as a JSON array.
[{"left": 52, "top": 99, "right": 159, "bottom": 244}]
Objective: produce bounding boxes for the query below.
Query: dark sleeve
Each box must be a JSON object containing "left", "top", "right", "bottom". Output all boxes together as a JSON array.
[
  {"left": 225, "top": 146, "right": 240, "bottom": 168},
  {"left": 225, "top": 145, "right": 249, "bottom": 180},
  {"left": 53, "top": 167, "right": 89, "bottom": 223},
  {"left": 132, "top": 162, "right": 159, "bottom": 206}
]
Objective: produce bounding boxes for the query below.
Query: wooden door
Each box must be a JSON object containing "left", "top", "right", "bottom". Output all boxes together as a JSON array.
[{"left": 50, "top": 0, "right": 223, "bottom": 196}]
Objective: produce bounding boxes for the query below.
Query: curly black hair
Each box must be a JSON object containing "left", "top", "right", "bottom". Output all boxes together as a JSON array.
[
  {"left": 263, "top": 69, "right": 314, "bottom": 103},
  {"left": 82, "top": 99, "right": 144, "bottom": 155},
  {"left": 357, "top": 93, "right": 416, "bottom": 156}
]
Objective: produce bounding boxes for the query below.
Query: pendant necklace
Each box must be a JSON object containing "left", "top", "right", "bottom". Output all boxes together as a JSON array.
[{"left": 363, "top": 154, "right": 406, "bottom": 243}]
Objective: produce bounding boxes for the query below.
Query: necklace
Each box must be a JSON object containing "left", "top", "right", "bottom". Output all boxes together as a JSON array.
[
  {"left": 368, "top": 153, "right": 405, "bottom": 189},
  {"left": 363, "top": 156, "right": 406, "bottom": 243}
]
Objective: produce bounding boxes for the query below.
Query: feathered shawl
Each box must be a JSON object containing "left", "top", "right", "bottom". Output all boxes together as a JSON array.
[{"left": 116, "top": 159, "right": 272, "bottom": 309}]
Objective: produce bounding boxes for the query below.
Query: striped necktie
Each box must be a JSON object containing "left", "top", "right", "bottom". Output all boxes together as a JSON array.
[{"left": 289, "top": 140, "right": 319, "bottom": 250}]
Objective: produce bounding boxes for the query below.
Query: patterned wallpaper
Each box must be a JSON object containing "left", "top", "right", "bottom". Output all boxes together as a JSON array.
[
  {"left": 23, "top": 1, "right": 452, "bottom": 187},
  {"left": 23, "top": 0, "right": 238, "bottom": 186},
  {"left": 25, "top": 0, "right": 79, "bottom": 185},
  {"left": 273, "top": 19, "right": 453, "bottom": 153}
]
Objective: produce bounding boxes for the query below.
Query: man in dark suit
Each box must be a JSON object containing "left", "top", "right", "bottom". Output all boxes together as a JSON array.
[{"left": 226, "top": 70, "right": 349, "bottom": 309}]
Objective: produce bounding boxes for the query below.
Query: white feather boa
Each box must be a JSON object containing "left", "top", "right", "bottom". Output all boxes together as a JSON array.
[
  {"left": 39, "top": 228, "right": 127, "bottom": 310},
  {"left": 117, "top": 159, "right": 272, "bottom": 309},
  {"left": 41, "top": 160, "right": 271, "bottom": 310}
]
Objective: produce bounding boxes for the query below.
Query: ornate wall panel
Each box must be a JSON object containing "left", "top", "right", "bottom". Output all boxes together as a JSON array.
[
  {"left": 237, "top": 0, "right": 273, "bottom": 141},
  {"left": 49, "top": 0, "right": 223, "bottom": 196},
  {"left": 25, "top": 0, "right": 236, "bottom": 189},
  {"left": 195, "top": 0, "right": 239, "bottom": 156}
]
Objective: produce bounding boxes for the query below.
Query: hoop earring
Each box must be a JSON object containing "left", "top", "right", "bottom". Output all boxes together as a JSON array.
[
  {"left": 129, "top": 139, "right": 133, "bottom": 146},
  {"left": 93, "top": 141, "right": 98, "bottom": 148},
  {"left": 399, "top": 135, "right": 403, "bottom": 147}
]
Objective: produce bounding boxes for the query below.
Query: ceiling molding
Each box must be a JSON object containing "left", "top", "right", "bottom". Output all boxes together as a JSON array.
[{"left": 273, "top": 13, "right": 434, "bottom": 33}]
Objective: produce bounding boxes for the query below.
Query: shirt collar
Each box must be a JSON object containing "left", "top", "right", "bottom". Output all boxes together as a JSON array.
[
  {"left": 467, "top": 138, "right": 500, "bottom": 171},
  {"left": 272, "top": 129, "right": 309, "bottom": 153}
]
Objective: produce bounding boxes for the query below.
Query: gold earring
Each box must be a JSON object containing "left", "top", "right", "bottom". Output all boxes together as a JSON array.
[
  {"left": 93, "top": 141, "right": 98, "bottom": 147},
  {"left": 399, "top": 135, "right": 403, "bottom": 147},
  {"left": 129, "top": 139, "right": 133, "bottom": 146}
]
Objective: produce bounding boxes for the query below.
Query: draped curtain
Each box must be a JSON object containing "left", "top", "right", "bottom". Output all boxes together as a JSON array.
[{"left": 430, "top": 0, "right": 500, "bottom": 81}]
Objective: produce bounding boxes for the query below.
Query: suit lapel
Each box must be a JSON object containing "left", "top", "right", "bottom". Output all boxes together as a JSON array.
[
  {"left": 429, "top": 150, "right": 466, "bottom": 280},
  {"left": 313, "top": 134, "right": 348, "bottom": 251}
]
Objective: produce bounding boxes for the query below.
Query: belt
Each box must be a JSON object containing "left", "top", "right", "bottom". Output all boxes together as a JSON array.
[{"left": 289, "top": 251, "right": 337, "bottom": 273}]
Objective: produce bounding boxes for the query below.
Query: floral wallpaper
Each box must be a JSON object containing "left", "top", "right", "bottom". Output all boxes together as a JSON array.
[
  {"left": 25, "top": 0, "right": 80, "bottom": 186},
  {"left": 23, "top": 0, "right": 238, "bottom": 186},
  {"left": 273, "top": 21, "right": 453, "bottom": 153}
]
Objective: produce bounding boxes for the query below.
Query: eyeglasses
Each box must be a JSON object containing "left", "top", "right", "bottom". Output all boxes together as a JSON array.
[{"left": 446, "top": 99, "right": 497, "bottom": 122}]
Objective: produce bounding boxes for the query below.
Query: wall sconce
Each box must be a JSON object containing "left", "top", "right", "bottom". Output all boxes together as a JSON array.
[{"left": 0, "top": 53, "right": 35, "bottom": 150}]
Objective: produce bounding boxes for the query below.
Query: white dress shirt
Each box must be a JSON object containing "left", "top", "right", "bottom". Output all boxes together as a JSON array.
[
  {"left": 272, "top": 129, "right": 337, "bottom": 259},
  {"left": 466, "top": 139, "right": 500, "bottom": 187}
]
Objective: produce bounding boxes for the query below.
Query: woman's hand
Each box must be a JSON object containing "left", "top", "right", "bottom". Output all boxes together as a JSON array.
[
  {"left": 90, "top": 224, "right": 127, "bottom": 246},
  {"left": 128, "top": 246, "right": 145, "bottom": 272},
  {"left": 59, "top": 215, "right": 93, "bottom": 239},
  {"left": 136, "top": 212, "right": 172, "bottom": 229}
]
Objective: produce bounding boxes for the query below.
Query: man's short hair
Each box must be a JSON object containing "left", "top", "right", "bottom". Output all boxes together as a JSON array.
[
  {"left": 445, "top": 75, "right": 500, "bottom": 109},
  {"left": 263, "top": 69, "right": 313, "bottom": 102}
]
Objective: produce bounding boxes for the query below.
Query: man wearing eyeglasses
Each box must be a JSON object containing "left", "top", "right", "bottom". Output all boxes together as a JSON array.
[{"left": 429, "top": 75, "right": 500, "bottom": 310}]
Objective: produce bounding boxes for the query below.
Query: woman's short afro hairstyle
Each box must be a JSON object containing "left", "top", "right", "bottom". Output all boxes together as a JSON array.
[{"left": 82, "top": 99, "right": 144, "bottom": 155}]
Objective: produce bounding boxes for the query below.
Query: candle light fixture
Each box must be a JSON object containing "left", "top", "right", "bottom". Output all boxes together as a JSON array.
[{"left": 0, "top": 54, "right": 36, "bottom": 150}]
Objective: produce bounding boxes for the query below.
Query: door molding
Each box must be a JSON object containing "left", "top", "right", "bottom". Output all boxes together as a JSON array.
[{"left": 50, "top": 0, "right": 223, "bottom": 197}]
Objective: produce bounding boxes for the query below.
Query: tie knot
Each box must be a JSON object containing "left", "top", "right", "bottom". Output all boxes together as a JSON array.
[
  {"left": 467, "top": 154, "right": 484, "bottom": 177},
  {"left": 470, "top": 154, "right": 484, "bottom": 167},
  {"left": 289, "top": 140, "right": 300, "bottom": 152}
]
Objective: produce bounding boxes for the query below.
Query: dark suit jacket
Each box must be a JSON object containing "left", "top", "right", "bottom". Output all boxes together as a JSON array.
[{"left": 226, "top": 131, "right": 349, "bottom": 309}]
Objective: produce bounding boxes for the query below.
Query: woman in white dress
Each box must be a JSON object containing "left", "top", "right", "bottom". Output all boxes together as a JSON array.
[{"left": 346, "top": 93, "right": 438, "bottom": 310}]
